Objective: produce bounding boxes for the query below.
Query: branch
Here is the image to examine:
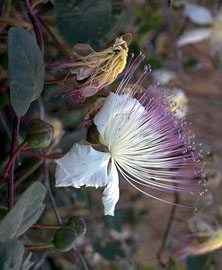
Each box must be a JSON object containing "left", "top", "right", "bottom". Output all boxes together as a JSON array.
[
  {"left": 38, "top": 15, "right": 70, "bottom": 57},
  {"left": 25, "top": 0, "right": 44, "bottom": 52},
  {"left": 156, "top": 192, "right": 179, "bottom": 268},
  {"left": 21, "top": 149, "right": 61, "bottom": 160}
]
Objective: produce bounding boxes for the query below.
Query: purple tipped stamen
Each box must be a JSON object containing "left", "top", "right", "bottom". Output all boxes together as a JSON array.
[{"left": 108, "top": 54, "right": 206, "bottom": 209}]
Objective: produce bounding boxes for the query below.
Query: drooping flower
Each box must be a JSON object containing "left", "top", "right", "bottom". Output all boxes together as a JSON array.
[
  {"left": 55, "top": 54, "right": 205, "bottom": 216},
  {"left": 177, "top": 3, "right": 222, "bottom": 62},
  {"left": 175, "top": 218, "right": 222, "bottom": 258},
  {"left": 63, "top": 33, "right": 132, "bottom": 102}
]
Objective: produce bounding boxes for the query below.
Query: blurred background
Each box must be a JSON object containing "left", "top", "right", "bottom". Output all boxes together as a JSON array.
[{"left": 0, "top": 0, "right": 222, "bottom": 269}]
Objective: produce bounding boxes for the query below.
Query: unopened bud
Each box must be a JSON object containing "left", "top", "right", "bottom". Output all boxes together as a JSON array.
[
  {"left": 26, "top": 119, "right": 54, "bottom": 148},
  {"left": 65, "top": 217, "right": 86, "bottom": 236},
  {"left": 46, "top": 117, "right": 63, "bottom": 139},
  {"left": 53, "top": 229, "right": 75, "bottom": 252}
]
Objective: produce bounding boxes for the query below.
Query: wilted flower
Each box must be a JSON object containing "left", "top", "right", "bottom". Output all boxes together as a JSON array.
[
  {"left": 63, "top": 33, "right": 132, "bottom": 102},
  {"left": 55, "top": 54, "right": 205, "bottom": 216},
  {"left": 175, "top": 224, "right": 222, "bottom": 258},
  {"left": 177, "top": 3, "right": 222, "bottom": 62}
]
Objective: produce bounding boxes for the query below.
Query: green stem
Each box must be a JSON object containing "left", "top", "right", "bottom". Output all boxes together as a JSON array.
[{"left": 25, "top": 242, "right": 54, "bottom": 250}]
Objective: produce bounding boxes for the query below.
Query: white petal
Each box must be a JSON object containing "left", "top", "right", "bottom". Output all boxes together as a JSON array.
[
  {"left": 94, "top": 92, "right": 144, "bottom": 143},
  {"left": 184, "top": 3, "right": 213, "bottom": 25},
  {"left": 55, "top": 142, "right": 111, "bottom": 189},
  {"left": 102, "top": 160, "right": 119, "bottom": 216},
  {"left": 177, "top": 29, "right": 211, "bottom": 47}
]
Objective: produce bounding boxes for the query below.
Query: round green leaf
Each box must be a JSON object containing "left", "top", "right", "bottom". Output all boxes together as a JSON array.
[
  {"left": 0, "top": 182, "right": 47, "bottom": 242},
  {"left": 8, "top": 27, "right": 45, "bottom": 116},
  {"left": 54, "top": 0, "right": 123, "bottom": 48},
  {"left": 0, "top": 239, "right": 24, "bottom": 270}
]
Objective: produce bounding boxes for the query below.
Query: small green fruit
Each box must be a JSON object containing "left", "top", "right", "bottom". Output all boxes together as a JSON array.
[{"left": 53, "top": 229, "right": 75, "bottom": 252}]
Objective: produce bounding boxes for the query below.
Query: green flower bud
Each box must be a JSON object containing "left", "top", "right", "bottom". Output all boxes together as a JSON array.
[
  {"left": 53, "top": 229, "right": 75, "bottom": 252},
  {"left": 65, "top": 217, "right": 86, "bottom": 236},
  {"left": 25, "top": 119, "right": 54, "bottom": 148}
]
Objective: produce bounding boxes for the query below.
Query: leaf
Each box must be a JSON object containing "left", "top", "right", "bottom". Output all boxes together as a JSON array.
[
  {"left": 0, "top": 182, "right": 47, "bottom": 242},
  {"left": 0, "top": 239, "right": 24, "bottom": 270},
  {"left": 54, "top": 0, "right": 123, "bottom": 48},
  {"left": 8, "top": 27, "right": 45, "bottom": 116}
]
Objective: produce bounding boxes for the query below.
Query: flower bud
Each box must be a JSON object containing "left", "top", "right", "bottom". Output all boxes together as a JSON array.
[
  {"left": 65, "top": 217, "right": 86, "bottom": 236},
  {"left": 53, "top": 229, "right": 75, "bottom": 252},
  {"left": 25, "top": 119, "right": 54, "bottom": 148},
  {"left": 46, "top": 117, "right": 63, "bottom": 140}
]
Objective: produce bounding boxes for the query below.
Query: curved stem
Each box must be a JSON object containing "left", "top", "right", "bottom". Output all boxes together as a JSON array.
[
  {"left": 157, "top": 191, "right": 179, "bottom": 268},
  {"left": 2, "top": 141, "right": 27, "bottom": 181},
  {"left": 38, "top": 15, "right": 70, "bottom": 57},
  {"left": 21, "top": 149, "right": 61, "bottom": 160},
  {"left": 32, "top": 223, "right": 61, "bottom": 229}
]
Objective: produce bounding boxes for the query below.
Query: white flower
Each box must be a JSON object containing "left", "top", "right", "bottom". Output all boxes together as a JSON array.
[
  {"left": 183, "top": 3, "right": 213, "bottom": 25},
  {"left": 177, "top": 29, "right": 212, "bottom": 47},
  {"left": 55, "top": 55, "right": 205, "bottom": 216},
  {"left": 56, "top": 142, "right": 119, "bottom": 215},
  {"left": 177, "top": 3, "right": 222, "bottom": 60}
]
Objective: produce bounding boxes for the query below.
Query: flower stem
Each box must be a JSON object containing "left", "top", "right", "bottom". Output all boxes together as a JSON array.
[
  {"left": 25, "top": 242, "right": 54, "bottom": 250},
  {"left": 2, "top": 141, "right": 27, "bottom": 181},
  {"left": 32, "top": 223, "right": 61, "bottom": 229},
  {"left": 21, "top": 149, "right": 61, "bottom": 160},
  {"left": 156, "top": 191, "right": 179, "bottom": 267},
  {"left": 38, "top": 15, "right": 70, "bottom": 57}
]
